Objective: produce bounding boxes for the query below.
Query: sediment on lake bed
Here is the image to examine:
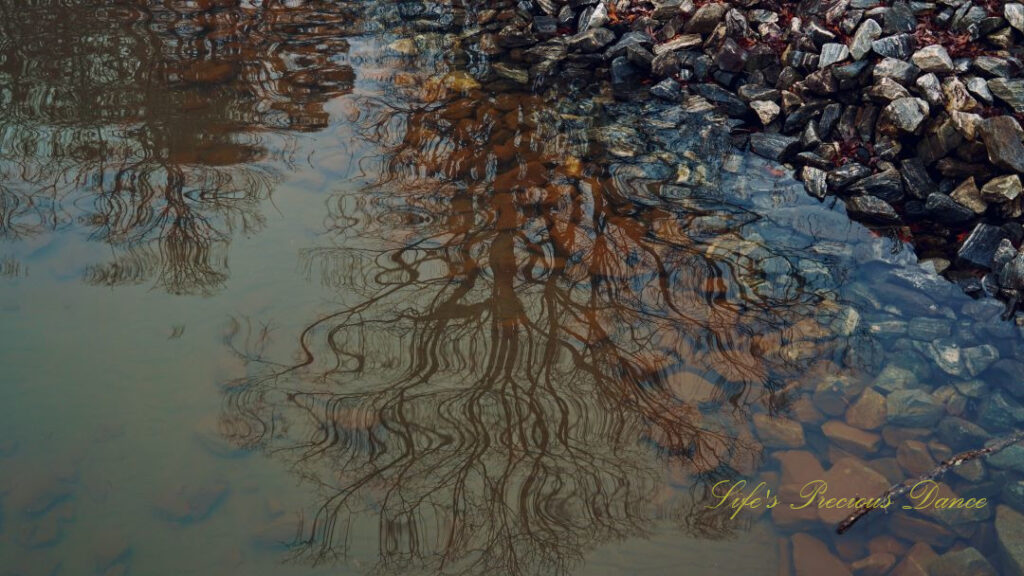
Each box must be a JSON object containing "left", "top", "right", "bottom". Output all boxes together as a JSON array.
[{"left": 453, "top": 0, "right": 1024, "bottom": 318}]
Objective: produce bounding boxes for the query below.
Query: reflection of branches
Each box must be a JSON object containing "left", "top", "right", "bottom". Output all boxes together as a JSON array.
[
  {"left": 219, "top": 74, "right": 848, "bottom": 574},
  {"left": 0, "top": 0, "right": 359, "bottom": 293}
]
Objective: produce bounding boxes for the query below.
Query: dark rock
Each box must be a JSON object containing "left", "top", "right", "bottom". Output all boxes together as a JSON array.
[
  {"left": 568, "top": 27, "right": 616, "bottom": 52},
  {"left": 604, "top": 31, "right": 655, "bottom": 59},
  {"left": 715, "top": 38, "right": 748, "bottom": 73},
  {"left": 650, "top": 78, "right": 684, "bottom": 102},
  {"left": 804, "top": 69, "right": 839, "bottom": 94},
  {"left": 873, "top": 57, "right": 921, "bottom": 84},
  {"left": 959, "top": 223, "right": 1009, "bottom": 269},
  {"left": 886, "top": 389, "right": 944, "bottom": 427},
  {"left": 937, "top": 416, "right": 991, "bottom": 451},
  {"left": 978, "top": 116, "right": 1024, "bottom": 173},
  {"left": 978, "top": 390, "right": 1024, "bottom": 431},
  {"left": 783, "top": 101, "right": 828, "bottom": 133},
  {"left": 928, "top": 548, "right": 997, "bottom": 576},
  {"left": 868, "top": 78, "right": 912, "bottom": 102},
  {"left": 827, "top": 163, "right": 872, "bottom": 191},
  {"left": 975, "top": 56, "right": 1014, "bottom": 79},
  {"left": 845, "top": 195, "right": 901, "bottom": 223},
  {"left": 497, "top": 25, "right": 538, "bottom": 48},
  {"left": 690, "top": 83, "right": 749, "bottom": 116},
  {"left": 900, "top": 157, "right": 936, "bottom": 200},
  {"left": 610, "top": 56, "right": 641, "bottom": 85},
  {"left": 533, "top": 15, "right": 559, "bottom": 37},
  {"left": 871, "top": 33, "right": 916, "bottom": 59},
  {"left": 981, "top": 174, "right": 1022, "bottom": 204},
  {"left": 787, "top": 50, "right": 820, "bottom": 72},
  {"left": 737, "top": 84, "right": 780, "bottom": 102},
  {"left": 925, "top": 192, "right": 977, "bottom": 224},
  {"left": 749, "top": 132, "right": 801, "bottom": 161},
  {"left": 989, "top": 78, "right": 1024, "bottom": 113},
  {"left": 884, "top": 0, "right": 917, "bottom": 33},
  {"left": 802, "top": 166, "right": 828, "bottom": 199},
  {"left": 918, "top": 117, "right": 964, "bottom": 165},
  {"left": 817, "top": 103, "right": 843, "bottom": 137},
  {"left": 651, "top": 51, "right": 681, "bottom": 77},
  {"left": 684, "top": 2, "right": 728, "bottom": 34},
  {"left": 985, "top": 358, "right": 1024, "bottom": 399},
  {"left": 847, "top": 168, "right": 905, "bottom": 203},
  {"left": 625, "top": 44, "right": 655, "bottom": 71}
]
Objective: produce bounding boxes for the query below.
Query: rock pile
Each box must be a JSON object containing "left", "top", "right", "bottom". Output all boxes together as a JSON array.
[{"left": 466, "top": 0, "right": 1024, "bottom": 315}]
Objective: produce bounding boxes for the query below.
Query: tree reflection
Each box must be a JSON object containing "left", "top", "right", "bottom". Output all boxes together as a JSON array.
[
  {"left": 221, "top": 67, "right": 846, "bottom": 574},
  {"left": 0, "top": 0, "right": 358, "bottom": 293}
]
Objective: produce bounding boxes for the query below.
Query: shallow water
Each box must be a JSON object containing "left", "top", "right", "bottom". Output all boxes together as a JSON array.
[{"left": 1, "top": 1, "right": 1023, "bottom": 575}]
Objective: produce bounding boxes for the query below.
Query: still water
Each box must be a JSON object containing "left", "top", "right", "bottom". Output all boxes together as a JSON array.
[{"left": 1, "top": 1, "right": 1022, "bottom": 575}]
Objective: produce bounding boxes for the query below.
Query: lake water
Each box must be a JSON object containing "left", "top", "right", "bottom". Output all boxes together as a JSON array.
[{"left": 1, "top": 2, "right": 1023, "bottom": 575}]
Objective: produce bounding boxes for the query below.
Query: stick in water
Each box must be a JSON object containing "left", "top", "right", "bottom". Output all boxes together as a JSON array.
[{"left": 836, "top": 429, "right": 1024, "bottom": 534}]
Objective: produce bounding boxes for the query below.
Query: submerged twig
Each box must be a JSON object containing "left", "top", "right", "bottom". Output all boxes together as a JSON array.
[{"left": 837, "top": 429, "right": 1024, "bottom": 534}]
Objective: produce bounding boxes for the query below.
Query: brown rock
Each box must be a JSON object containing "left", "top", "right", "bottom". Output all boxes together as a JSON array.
[
  {"left": 666, "top": 371, "right": 720, "bottom": 404},
  {"left": 868, "top": 535, "right": 908, "bottom": 556},
  {"left": 882, "top": 426, "right": 932, "bottom": 448},
  {"left": 896, "top": 440, "right": 936, "bottom": 476},
  {"left": 778, "top": 537, "right": 793, "bottom": 576},
  {"left": 851, "top": 552, "right": 897, "bottom": 576},
  {"left": 775, "top": 450, "right": 826, "bottom": 500},
  {"left": 823, "top": 421, "right": 882, "bottom": 455},
  {"left": 892, "top": 542, "right": 937, "bottom": 576},
  {"left": 792, "top": 533, "right": 852, "bottom": 576},
  {"left": 890, "top": 514, "right": 956, "bottom": 547},
  {"left": 817, "top": 457, "right": 891, "bottom": 524},
  {"left": 754, "top": 413, "right": 806, "bottom": 448},
  {"left": 846, "top": 389, "right": 887, "bottom": 430}
]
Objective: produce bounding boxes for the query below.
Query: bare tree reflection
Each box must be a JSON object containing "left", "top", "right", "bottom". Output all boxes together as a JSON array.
[
  {"left": 0, "top": 0, "right": 359, "bottom": 293},
  {"left": 220, "top": 65, "right": 847, "bottom": 574}
]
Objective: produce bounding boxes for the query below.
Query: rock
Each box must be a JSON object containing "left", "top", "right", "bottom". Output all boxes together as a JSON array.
[
  {"left": 715, "top": 37, "right": 747, "bottom": 73},
  {"left": 845, "top": 195, "right": 900, "bottom": 223},
  {"left": 610, "top": 56, "right": 641, "bottom": 85},
  {"left": 978, "top": 390, "right": 1024, "bottom": 432},
  {"left": 929, "top": 548, "right": 996, "bottom": 576},
  {"left": 827, "top": 163, "right": 872, "bottom": 191},
  {"left": 918, "top": 117, "right": 964, "bottom": 165},
  {"left": 805, "top": 69, "right": 839, "bottom": 95},
  {"left": 792, "top": 533, "right": 852, "bottom": 576},
  {"left": 886, "top": 389, "right": 943, "bottom": 427},
  {"left": 963, "top": 344, "right": 999, "bottom": 377},
  {"left": 925, "top": 192, "right": 977, "bottom": 224},
  {"left": 975, "top": 56, "right": 1013, "bottom": 79},
  {"left": 625, "top": 45, "right": 655, "bottom": 72},
  {"left": 897, "top": 440, "right": 936, "bottom": 476},
  {"left": 868, "top": 77, "right": 912, "bottom": 101},
  {"left": 851, "top": 18, "right": 883, "bottom": 60},
  {"left": 882, "top": 97, "right": 929, "bottom": 134},
  {"left": 605, "top": 31, "right": 655, "bottom": 59},
  {"left": 651, "top": 78, "right": 684, "bottom": 102},
  {"left": 872, "top": 33, "right": 916, "bottom": 59},
  {"left": 820, "top": 43, "right": 850, "bottom": 68},
  {"left": 874, "top": 57, "right": 920, "bottom": 84},
  {"left": 982, "top": 175, "right": 1022, "bottom": 204},
  {"left": 494, "top": 63, "right": 530, "bottom": 84},
  {"left": 917, "top": 73, "right": 945, "bottom": 107},
  {"left": 580, "top": 1, "right": 608, "bottom": 30},
  {"left": 738, "top": 84, "right": 781, "bottom": 102},
  {"left": 568, "top": 27, "right": 616, "bottom": 52},
  {"left": 684, "top": 2, "right": 728, "bottom": 34},
  {"left": 979, "top": 116, "right": 1024, "bottom": 174},
  {"left": 749, "top": 132, "right": 800, "bottom": 161},
  {"left": 912, "top": 45, "right": 954, "bottom": 74},
  {"left": 893, "top": 542, "right": 939, "bottom": 575},
  {"left": 847, "top": 168, "right": 904, "bottom": 202},
  {"left": 996, "top": 505, "right": 1024, "bottom": 576},
  {"left": 989, "top": 78, "right": 1024, "bottom": 113},
  {"left": 651, "top": 51, "right": 681, "bottom": 77},
  {"left": 802, "top": 166, "right": 828, "bottom": 199},
  {"left": 653, "top": 33, "right": 702, "bottom": 55},
  {"left": 1004, "top": 481, "right": 1024, "bottom": 513},
  {"left": 986, "top": 358, "right": 1024, "bottom": 398},
  {"left": 822, "top": 420, "right": 881, "bottom": 455},
  {"left": 951, "top": 177, "right": 988, "bottom": 214},
  {"left": 818, "top": 458, "right": 890, "bottom": 524},
  {"left": 945, "top": 76, "right": 980, "bottom": 112},
  {"left": 691, "top": 83, "right": 749, "bottom": 117},
  {"left": 989, "top": 444, "right": 1024, "bottom": 473},
  {"left": 753, "top": 413, "right": 805, "bottom": 448},
  {"left": 901, "top": 157, "right": 936, "bottom": 199},
  {"left": 853, "top": 553, "right": 897, "bottom": 576},
  {"left": 846, "top": 388, "right": 887, "bottom": 430},
  {"left": 1007, "top": 3, "right": 1024, "bottom": 33},
  {"left": 908, "top": 317, "right": 952, "bottom": 341},
  {"left": 967, "top": 76, "right": 994, "bottom": 104},
  {"left": 959, "top": 224, "right": 1009, "bottom": 269},
  {"left": 751, "top": 100, "right": 781, "bottom": 125}
]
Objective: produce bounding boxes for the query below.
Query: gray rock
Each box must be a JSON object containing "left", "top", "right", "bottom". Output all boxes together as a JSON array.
[
  {"left": 881, "top": 97, "right": 929, "bottom": 133},
  {"left": 874, "top": 57, "right": 921, "bottom": 85},
  {"left": 580, "top": 1, "right": 608, "bottom": 30},
  {"left": 912, "top": 45, "right": 954, "bottom": 74},
  {"left": 610, "top": 56, "right": 641, "bottom": 85},
  {"left": 684, "top": 2, "right": 728, "bottom": 33},
  {"left": 978, "top": 390, "right": 1024, "bottom": 431},
  {"left": 604, "top": 31, "right": 654, "bottom": 59},
  {"left": 827, "top": 163, "right": 873, "bottom": 191},
  {"left": 990, "top": 445, "right": 1024, "bottom": 474},
  {"left": 901, "top": 157, "right": 936, "bottom": 199},
  {"left": 964, "top": 344, "right": 1000, "bottom": 377},
  {"left": 1004, "top": 482, "right": 1024, "bottom": 513},
  {"left": 653, "top": 34, "right": 702, "bottom": 55},
  {"left": 651, "top": 51, "right": 681, "bottom": 77},
  {"left": 885, "top": 0, "right": 917, "bottom": 33},
  {"left": 966, "top": 76, "right": 994, "bottom": 104},
  {"left": 928, "top": 548, "right": 996, "bottom": 576},
  {"left": 951, "top": 177, "right": 988, "bottom": 214},
  {"left": 908, "top": 317, "right": 952, "bottom": 341},
  {"left": 975, "top": 55, "right": 1013, "bottom": 79},
  {"left": 802, "top": 166, "right": 828, "bottom": 199},
  {"left": 568, "top": 27, "right": 616, "bottom": 52},
  {"left": 981, "top": 174, "right": 1022, "bottom": 204},
  {"left": 959, "top": 224, "right": 1009, "bottom": 269},
  {"left": 872, "top": 33, "right": 916, "bottom": 59},
  {"left": 845, "top": 195, "right": 901, "bottom": 223},
  {"left": 936, "top": 416, "right": 990, "bottom": 451},
  {"left": 690, "top": 83, "right": 749, "bottom": 117},
  {"left": 820, "top": 43, "right": 850, "bottom": 68},
  {"left": 925, "top": 192, "right": 977, "bottom": 224},
  {"left": 850, "top": 18, "right": 883, "bottom": 60},
  {"left": 1007, "top": 3, "right": 1024, "bottom": 33},
  {"left": 650, "top": 78, "right": 684, "bottom": 102},
  {"left": 868, "top": 77, "right": 912, "bottom": 101},
  {"left": 996, "top": 506, "right": 1024, "bottom": 576},
  {"left": 985, "top": 358, "right": 1024, "bottom": 398},
  {"left": 737, "top": 84, "right": 781, "bottom": 102},
  {"left": 848, "top": 168, "right": 905, "bottom": 202},
  {"left": 989, "top": 78, "right": 1024, "bottom": 113},
  {"left": 979, "top": 116, "right": 1024, "bottom": 173},
  {"left": 918, "top": 117, "right": 965, "bottom": 164},
  {"left": 749, "top": 132, "right": 800, "bottom": 161},
  {"left": 886, "top": 389, "right": 944, "bottom": 427},
  {"left": 916, "top": 73, "right": 945, "bottom": 106}
]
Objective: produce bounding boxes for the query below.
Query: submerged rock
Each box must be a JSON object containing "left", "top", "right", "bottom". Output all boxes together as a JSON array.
[{"left": 886, "top": 389, "right": 944, "bottom": 427}]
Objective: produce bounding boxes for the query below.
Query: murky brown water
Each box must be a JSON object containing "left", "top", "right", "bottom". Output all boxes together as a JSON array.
[{"left": 1, "top": 1, "right": 1023, "bottom": 575}]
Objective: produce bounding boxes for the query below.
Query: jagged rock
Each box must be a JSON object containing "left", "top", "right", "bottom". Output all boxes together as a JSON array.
[
  {"left": 886, "top": 389, "right": 944, "bottom": 427},
  {"left": 533, "top": 15, "right": 559, "bottom": 38},
  {"left": 872, "top": 33, "right": 915, "bottom": 59},
  {"left": 996, "top": 505, "right": 1024, "bottom": 576},
  {"left": 651, "top": 51, "right": 681, "bottom": 77},
  {"left": 959, "top": 223, "right": 1009, "bottom": 269},
  {"left": 982, "top": 174, "right": 1023, "bottom": 204},
  {"left": 873, "top": 57, "right": 920, "bottom": 84},
  {"left": 653, "top": 33, "right": 702, "bottom": 55},
  {"left": 1007, "top": 3, "right": 1024, "bottom": 33},
  {"left": 929, "top": 548, "right": 996, "bottom": 576},
  {"left": 975, "top": 56, "right": 1013, "bottom": 79},
  {"left": 925, "top": 192, "right": 977, "bottom": 224},
  {"left": 625, "top": 44, "right": 654, "bottom": 71},
  {"left": 868, "top": 77, "right": 912, "bottom": 101},
  {"left": 751, "top": 100, "right": 781, "bottom": 125},
  {"left": 610, "top": 56, "right": 640, "bottom": 85},
  {"left": 802, "top": 166, "right": 828, "bottom": 198},
  {"left": 804, "top": 69, "right": 839, "bottom": 94},
  {"left": 819, "top": 43, "right": 850, "bottom": 68},
  {"left": 494, "top": 63, "right": 530, "bottom": 84},
  {"left": 880, "top": 97, "right": 929, "bottom": 133},
  {"left": 967, "top": 76, "right": 994, "bottom": 104},
  {"left": 827, "top": 162, "right": 872, "bottom": 191},
  {"left": 847, "top": 168, "right": 904, "bottom": 202},
  {"left": 850, "top": 18, "right": 882, "bottom": 60},
  {"left": 901, "top": 157, "right": 935, "bottom": 199},
  {"left": 568, "top": 27, "right": 616, "bottom": 52},
  {"left": 715, "top": 37, "right": 747, "bottom": 73},
  {"left": 580, "top": 1, "right": 608, "bottom": 30},
  {"left": 989, "top": 78, "right": 1024, "bottom": 113},
  {"left": 650, "top": 78, "right": 684, "bottom": 102},
  {"left": 604, "top": 31, "right": 654, "bottom": 59},
  {"left": 691, "top": 83, "right": 749, "bottom": 116},
  {"left": 951, "top": 177, "right": 988, "bottom": 214},
  {"left": 738, "top": 84, "right": 780, "bottom": 102},
  {"left": 912, "top": 45, "right": 953, "bottom": 74},
  {"left": 917, "top": 73, "right": 945, "bottom": 106},
  {"left": 950, "top": 110, "right": 984, "bottom": 141},
  {"left": 684, "top": 2, "right": 728, "bottom": 33},
  {"left": 749, "top": 132, "right": 800, "bottom": 161},
  {"left": 979, "top": 116, "right": 1024, "bottom": 173},
  {"left": 918, "top": 117, "right": 964, "bottom": 164},
  {"left": 845, "top": 195, "right": 900, "bottom": 223}
]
